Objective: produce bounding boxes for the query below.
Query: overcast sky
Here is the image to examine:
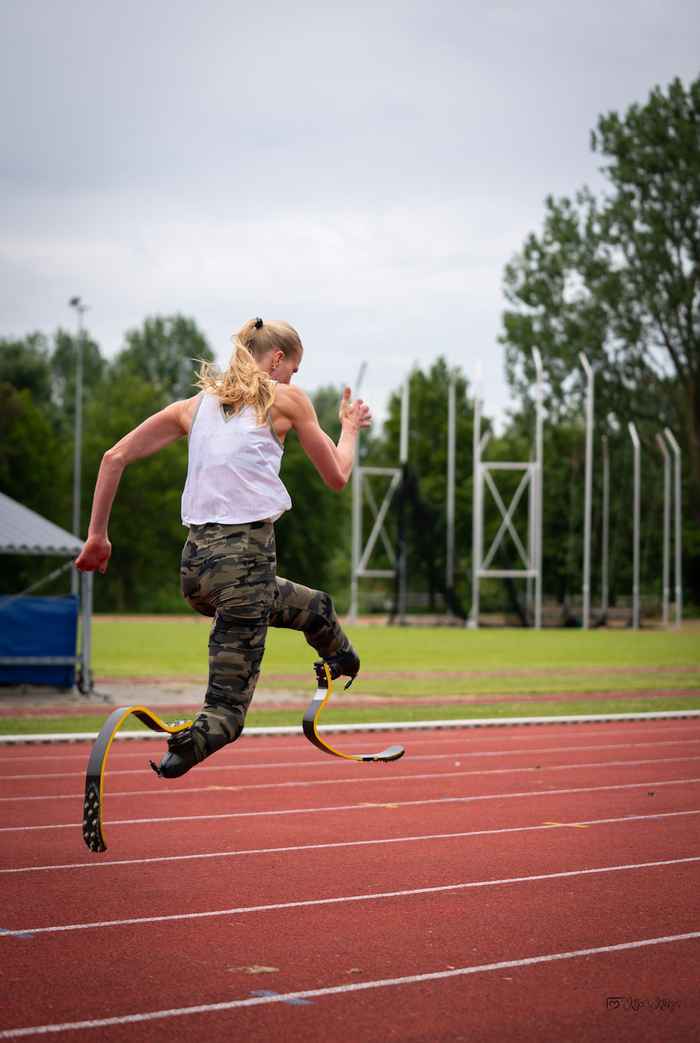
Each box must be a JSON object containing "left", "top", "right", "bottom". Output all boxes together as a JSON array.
[{"left": 1, "top": 0, "right": 698, "bottom": 427}]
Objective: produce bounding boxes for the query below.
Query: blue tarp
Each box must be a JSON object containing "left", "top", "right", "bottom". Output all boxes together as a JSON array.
[{"left": 0, "top": 595, "right": 79, "bottom": 687}]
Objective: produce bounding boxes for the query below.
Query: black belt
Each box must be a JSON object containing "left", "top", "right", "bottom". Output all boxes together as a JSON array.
[{"left": 189, "top": 519, "right": 271, "bottom": 533}]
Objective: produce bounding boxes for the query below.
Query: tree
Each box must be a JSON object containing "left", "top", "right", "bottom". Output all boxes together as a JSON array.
[
  {"left": 82, "top": 372, "right": 190, "bottom": 612},
  {"left": 49, "top": 328, "right": 106, "bottom": 428},
  {"left": 113, "top": 315, "right": 215, "bottom": 401},
  {"left": 0, "top": 334, "right": 53, "bottom": 404},
  {"left": 0, "top": 383, "right": 72, "bottom": 594},
  {"left": 0, "top": 328, "right": 107, "bottom": 441},
  {"left": 501, "top": 76, "right": 700, "bottom": 493},
  {"left": 0, "top": 383, "right": 69, "bottom": 518}
]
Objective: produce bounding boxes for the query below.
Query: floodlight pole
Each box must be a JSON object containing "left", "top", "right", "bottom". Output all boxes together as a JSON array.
[
  {"left": 527, "top": 450, "right": 535, "bottom": 622},
  {"left": 79, "top": 571, "right": 94, "bottom": 692},
  {"left": 349, "top": 362, "right": 367, "bottom": 623},
  {"left": 579, "top": 354, "right": 594, "bottom": 629},
  {"left": 664, "top": 428, "right": 682, "bottom": 628},
  {"left": 397, "top": 375, "right": 410, "bottom": 624},
  {"left": 468, "top": 387, "right": 482, "bottom": 629},
  {"left": 656, "top": 434, "right": 671, "bottom": 627},
  {"left": 532, "top": 348, "right": 544, "bottom": 629},
  {"left": 446, "top": 370, "right": 456, "bottom": 598},
  {"left": 69, "top": 297, "right": 88, "bottom": 596},
  {"left": 399, "top": 374, "right": 410, "bottom": 463},
  {"left": 628, "top": 423, "right": 641, "bottom": 629},
  {"left": 601, "top": 434, "right": 609, "bottom": 622}
]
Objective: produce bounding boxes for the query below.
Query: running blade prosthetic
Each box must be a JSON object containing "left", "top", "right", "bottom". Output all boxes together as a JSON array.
[
  {"left": 302, "top": 662, "right": 405, "bottom": 762},
  {"left": 82, "top": 705, "right": 192, "bottom": 853}
]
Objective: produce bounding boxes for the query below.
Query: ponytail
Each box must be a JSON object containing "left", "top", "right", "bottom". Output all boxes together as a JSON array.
[{"left": 196, "top": 318, "right": 302, "bottom": 424}]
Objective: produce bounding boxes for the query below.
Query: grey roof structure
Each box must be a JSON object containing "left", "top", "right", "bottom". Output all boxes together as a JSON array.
[{"left": 0, "top": 491, "right": 84, "bottom": 556}]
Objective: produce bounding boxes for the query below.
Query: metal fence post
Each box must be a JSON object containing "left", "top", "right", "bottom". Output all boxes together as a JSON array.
[
  {"left": 532, "top": 349, "right": 544, "bottom": 629},
  {"left": 579, "top": 354, "right": 594, "bottom": 628},
  {"left": 446, "top": 371, "right": 456, "bottom": 598},
  {"left": 664, "top": 429, "right": 682, "bottom": 628},
  {"left": 628, "top": 423, "right": 641, "bottom": 629},
  {"left": 601, "top": 434, "right": 609, "bottom": 622},
  {"left": 656, "top": 434, "right": 671, "bottom": 627}
]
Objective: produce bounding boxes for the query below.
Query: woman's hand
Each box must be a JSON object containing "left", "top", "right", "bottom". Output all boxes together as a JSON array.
[
  {"left": 339, "top": 387, "right": 372, "bottom": 431},
  {"left": 75, "top": 535, "right": 112, "bottom": 575}
]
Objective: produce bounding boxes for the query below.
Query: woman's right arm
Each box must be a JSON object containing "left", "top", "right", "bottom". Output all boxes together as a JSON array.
[
  {"left": 276, "top": 385, "right": 371, "bottom": 492},
  {"left": 75, "top": 396, "right": 198, "bottom": 573}
]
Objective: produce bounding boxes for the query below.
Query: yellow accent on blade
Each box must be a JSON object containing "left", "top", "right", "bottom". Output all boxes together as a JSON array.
[
  {"left": 310, "top": 666, "right": 363, "bottom": 762},
  {"left": 96, "top": 706, "right": 192, "bottom": 816}
]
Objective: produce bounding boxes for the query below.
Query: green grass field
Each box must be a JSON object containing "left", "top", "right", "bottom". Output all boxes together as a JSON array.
[
  {"left": 1, "top": 618, "right": 698, "bottom": 736},
  {"left": 90, "top": 618, "right": 700, "bottom": 689}
]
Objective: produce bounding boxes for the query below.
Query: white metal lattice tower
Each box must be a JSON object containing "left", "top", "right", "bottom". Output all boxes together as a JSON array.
[
  {"left": 348, "top": 374, "right": 408, "bottom": 623},
  {"left": 469, "top": 349, "right": 544, "bottom": 629}
]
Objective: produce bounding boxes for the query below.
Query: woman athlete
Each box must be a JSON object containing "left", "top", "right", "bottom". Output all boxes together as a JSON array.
[{"left": 75, "top": 317, "right": 371, "bottom": 778}]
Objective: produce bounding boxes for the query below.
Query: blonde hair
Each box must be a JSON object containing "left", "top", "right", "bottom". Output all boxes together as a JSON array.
[{"left": 196, "top": 318, "right": 303, "bottom": 424}]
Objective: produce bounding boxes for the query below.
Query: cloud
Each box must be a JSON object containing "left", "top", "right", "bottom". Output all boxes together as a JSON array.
[{"left": 1, "top": 0, "right": 699, "bottom": 428}]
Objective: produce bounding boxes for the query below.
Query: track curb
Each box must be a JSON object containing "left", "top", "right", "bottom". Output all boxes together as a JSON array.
[{"left": 1, "top": 709, "right": 699, "bottom": 744}]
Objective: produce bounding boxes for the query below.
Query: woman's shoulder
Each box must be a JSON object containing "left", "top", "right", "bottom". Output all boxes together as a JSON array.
[
  {"left": 271, "top": 383, "right": 311, "bottom": 416},
  {"left": 268, "top": 384, "right": 313, "bottom": 443},
  {"left": 172, "top": 392, "right": 205, "bottom": 435}
]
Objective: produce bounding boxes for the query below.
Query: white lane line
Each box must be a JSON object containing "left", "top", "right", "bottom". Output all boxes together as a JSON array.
[
  {"left": 1, "top": 776, "right": 698, "bottom": 836},
  {"left": 7, "top": 712, "right": 700, "bottom": 746},
  {"left": 1, "top": 933, "right": 698, "bottom": 1041},
  {"left": 0, "top": 933, "right": 697, "bottom": 1040},
  {"left": 2, "top": 809, "right": 698, "bottom": 875},
  {"left": 5, "top": 722, "right": 699, "bottom": 765},
  {"left": 1, "top": 857, "right": 699, "bottom": 938},
  {"left": 3, "top": 737, "right": 700, "bottom": 786},
  {"left": 2, "top": 753, "right": 700, "bottom": 809},
  {"left": 5, "top": 715, "right": 700, "bottom": 750}
]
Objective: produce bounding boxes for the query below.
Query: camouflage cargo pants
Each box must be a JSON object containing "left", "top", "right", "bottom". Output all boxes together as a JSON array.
[{"left": 173, "top": 520, "right": 354, "bottom": 767}]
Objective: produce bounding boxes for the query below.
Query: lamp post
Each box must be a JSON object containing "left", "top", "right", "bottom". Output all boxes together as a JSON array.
[
  {"left": 68, "top": 296, "right": 88, "bottom": 595},
  {"left": 349, "top": 361, "right": 366, "bottom": 623},
  {"left": 397, "top": 375, "right": 410, "bottom": 625},
  {"left": 469, "top": 364, "right": 483, "bottom": 630},
  {"left": 446, "top": 369, "right": 456, "bottom": 599}
]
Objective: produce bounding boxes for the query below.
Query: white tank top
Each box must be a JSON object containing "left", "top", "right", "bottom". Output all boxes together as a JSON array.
[{"left": 181, "top": 392, "right": 292, "bottom": 525}]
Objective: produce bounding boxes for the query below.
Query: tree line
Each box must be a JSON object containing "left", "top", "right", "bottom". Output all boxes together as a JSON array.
[
  {"left": 1, "top": 323, "right": 695, "bottom": 618},
  {"left": 2, "top": 74, "right": 697, "bottom": 617}
]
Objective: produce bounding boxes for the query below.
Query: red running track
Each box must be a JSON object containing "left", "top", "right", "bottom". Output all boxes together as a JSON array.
[{"left": 1, "top": 718, "right": 699, "bottom": 1041}]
